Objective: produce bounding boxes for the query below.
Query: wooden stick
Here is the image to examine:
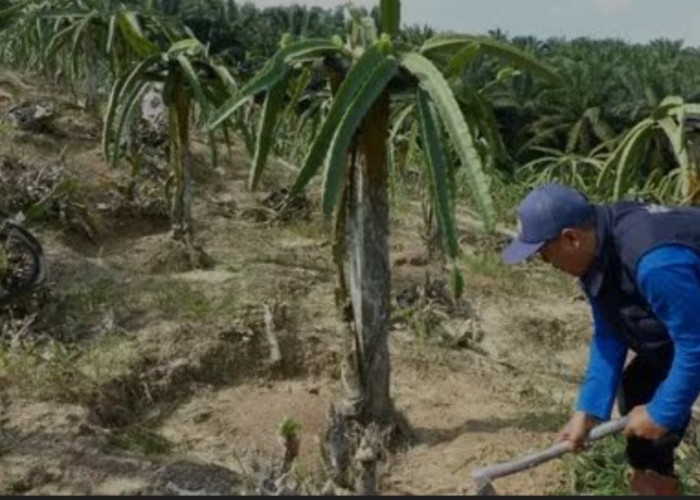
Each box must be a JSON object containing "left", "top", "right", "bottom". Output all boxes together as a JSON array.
[{"left": 471, "top": 416, "right": 629, "bottom": 494}]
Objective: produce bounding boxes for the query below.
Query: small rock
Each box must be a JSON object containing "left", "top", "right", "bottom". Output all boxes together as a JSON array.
[{"left": 193, "top": 411, "right": 212, "bottom": 424}]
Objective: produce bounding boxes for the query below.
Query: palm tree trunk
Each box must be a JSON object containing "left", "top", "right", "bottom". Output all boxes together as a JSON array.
[
  {"left": 169, "top": 74, "right": 192, "bottom": 241},
  {"left": 347, "top": 91, "right": 393, "bottom": 423}
]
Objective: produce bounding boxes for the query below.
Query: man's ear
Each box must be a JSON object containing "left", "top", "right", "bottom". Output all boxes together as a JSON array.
[{"left": 560, "top": 227, "right": 579, "bottom": 246}]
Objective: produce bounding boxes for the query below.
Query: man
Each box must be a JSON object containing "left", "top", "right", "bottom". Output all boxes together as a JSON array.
[{"left": 501, "top": 182, "right": 700, "bottom": 496}]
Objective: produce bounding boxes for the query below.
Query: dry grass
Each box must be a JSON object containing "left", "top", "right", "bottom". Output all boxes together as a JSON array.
[{"left": 0, "top": 334, "right": 138, "bottom": 403}]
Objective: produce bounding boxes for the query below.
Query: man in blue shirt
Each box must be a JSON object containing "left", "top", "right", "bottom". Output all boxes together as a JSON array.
[{"left": 501, "top": 183, "right": 700, "bottom": 496}]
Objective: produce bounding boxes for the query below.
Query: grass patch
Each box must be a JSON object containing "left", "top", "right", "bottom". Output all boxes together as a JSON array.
[
  {"left": 17, "top": 272, "right": 137, "bottom": 342},
  {"left": 144, "top": 278, "right": 241, "bottom": 321},
  {"left": 75, "top": 333, "right": 141, "bottom": 383},
  {"left": 515, "top": 408, "right": 570, "bottom": 433},
  {"left": 460, "top": 249, "right": 578, "bottom": 300},
  {"left": 58, "top": 278, "right": 129, "bottom": 317},
  {"left": 461, "top": 251, "right": 539, "bottom": 298},
  {"left": 281, "top": 218, "right": 327, "bottom": 242},
  {"left": 558, "top": 434, "right": 700, "bottom": 495},
  {"left": 0, "top": 340, "right": 96, "bottom": 402},
  {"left": 104, "top": 425, "right": 172, "bottom": 456},
  {"left": 0, "top": 332, "right": 139, "bottom": 404},
  {"left": 463, "top": 252, "right": 525, "bottom": 287},
  {"left": 148, "top": 280, "right": 211, "bottom": 321}
]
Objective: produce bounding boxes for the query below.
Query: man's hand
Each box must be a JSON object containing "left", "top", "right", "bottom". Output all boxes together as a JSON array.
[
  {"left": 557, "top": 411, "right": 598, "bottom": 452},
  {"left": 623, "top": 405, "right": 668, "bottom": 441}
]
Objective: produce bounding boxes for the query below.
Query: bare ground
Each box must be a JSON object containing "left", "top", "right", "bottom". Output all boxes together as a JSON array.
[{"left": 0, "top": 75, "right": 603, "bottom": 495}]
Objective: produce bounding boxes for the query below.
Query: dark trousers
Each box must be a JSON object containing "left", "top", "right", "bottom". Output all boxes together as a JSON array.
[{"left": 617, "top": 347, "right": 689, "bottom": 476}]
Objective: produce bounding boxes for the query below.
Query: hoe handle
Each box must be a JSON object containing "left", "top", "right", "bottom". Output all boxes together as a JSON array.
[{"left": 471, "top": 416, "right": 629, "bottom": 487}]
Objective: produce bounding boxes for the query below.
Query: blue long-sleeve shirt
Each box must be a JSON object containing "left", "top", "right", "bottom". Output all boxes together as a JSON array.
[{"left": 576, "top": 244, "right": 700, "bottom": 431}]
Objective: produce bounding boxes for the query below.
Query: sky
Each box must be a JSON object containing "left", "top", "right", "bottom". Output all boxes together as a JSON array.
[{"left": 246, "top": 0, "right": 700, "bottom": 47}]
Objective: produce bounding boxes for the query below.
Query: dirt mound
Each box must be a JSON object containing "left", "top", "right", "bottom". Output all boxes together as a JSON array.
[
  {"left": 130, "top": 235, "right": 215, "bottom": 275},
  {"left": 260, "top": 187, "right": 316, "bottom": 223},
  {"left": 87, "top": 308, "right": 313, "bottom": 428},
  {"left": 392, "top": 271, "right": 482, "bottom": 351},
  {"left": 0, "top": 399, "right": 247, "bottom": 495},
  {"left": 151, "top": 459, "right": 244, "bottom": 495},
  {"left": 0, "top": 154, "right": 72, "bottom": 220}
]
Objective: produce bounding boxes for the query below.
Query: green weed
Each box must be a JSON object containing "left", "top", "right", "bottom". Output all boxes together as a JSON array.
[
  {"left": 558, "top": 433, "right": 700, "bottom": 495},
  {"left": 104, "top": 425, "right": 172, "bottom": 456}
]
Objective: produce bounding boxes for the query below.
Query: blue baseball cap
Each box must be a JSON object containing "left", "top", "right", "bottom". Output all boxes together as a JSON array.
[{"left": 501, "top": 183, "right": 593, "bottom": 264}]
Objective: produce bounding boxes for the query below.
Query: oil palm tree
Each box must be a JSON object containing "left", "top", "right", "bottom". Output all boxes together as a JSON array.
[{"left": 597, "top": 96, "right": 700, "bottom": 204}]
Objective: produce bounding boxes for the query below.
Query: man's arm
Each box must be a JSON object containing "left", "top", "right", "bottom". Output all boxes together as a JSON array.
[
  {"left": 637, "top": 245, "right": 700, "bottom": 432},
  {"left": 575, "top": 296, "right": 628, "bottom": 421}
]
